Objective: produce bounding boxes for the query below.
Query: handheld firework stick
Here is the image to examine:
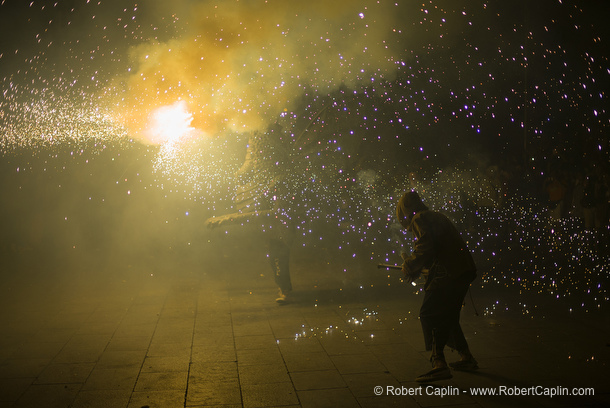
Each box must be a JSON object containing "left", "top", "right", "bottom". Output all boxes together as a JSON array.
[
  {"left": 377, "top": 263, "right": 418, "bottom": 286},
  {"left": 377, "top": 263, "right": 402, "bottom": 270}
]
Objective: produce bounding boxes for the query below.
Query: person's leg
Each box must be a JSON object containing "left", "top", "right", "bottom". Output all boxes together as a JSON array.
[
  {"left": 446, "top": 284, "right": 478, "bottom": 370},
  {"left": 417, "top": 291, "right": 452, "bottom": 382},
  {"left": 420, "top": 314, "right": 447, "bottom": 367},
  {"left": 420, "top": 289, "right": 456, "bottom": 367},
  {"left": 445, "top": 283, "right": 469, "bottom": 351},
  {"left": 268, "top": 238, "right": 292, "bottom": 301},
  {"left": 447, "top": 323, "right": 469, "bottom": 355},
  {"left": 419, "top": 291, "right": 435, "bottom": 350},
  {"left": 447, "top": 324, "right": 478, "bottom": 370},
  {"left": 447, "top": 322, "right": 476, "bottom": 364}
]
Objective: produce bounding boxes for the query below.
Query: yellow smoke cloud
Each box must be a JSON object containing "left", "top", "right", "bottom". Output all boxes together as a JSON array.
[{"left": 117, "top": 0, "right": 405, "bottom": 144}]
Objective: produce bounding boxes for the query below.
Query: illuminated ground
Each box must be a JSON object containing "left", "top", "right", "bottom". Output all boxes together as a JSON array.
[{"left": 0, "top": 235, "right": 608, "bottom": 408}]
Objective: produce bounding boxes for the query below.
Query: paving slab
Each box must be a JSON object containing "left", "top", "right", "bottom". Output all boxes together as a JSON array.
[{"left": 0, "top": 241, "right": 608, "bottom": 408}]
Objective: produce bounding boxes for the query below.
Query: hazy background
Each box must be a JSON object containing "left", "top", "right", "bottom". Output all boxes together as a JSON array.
[{"left": 0, "top": 0, "right": 608, "bottom": 316}]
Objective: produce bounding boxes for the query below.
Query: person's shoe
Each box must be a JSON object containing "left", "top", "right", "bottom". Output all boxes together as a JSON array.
[
  {"left": 449, "top": 358, "right": 479, "bottom": 371},
  {"left": 275, "top": 289, "right": 291, "bottom": 304},
  {"left": 415, "top": 366, "right": 452, "bottom": 383}
]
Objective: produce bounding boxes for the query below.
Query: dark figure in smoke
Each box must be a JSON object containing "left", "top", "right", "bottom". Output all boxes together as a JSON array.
[
  {"left": 396, "top": 191, "right": 478, "bottom": 382},
  {"left": 207, "top": 126, "right": 295, "bottom": 303}
]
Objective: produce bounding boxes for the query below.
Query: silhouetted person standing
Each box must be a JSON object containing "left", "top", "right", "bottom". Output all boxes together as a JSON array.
[
  {"left": 396, "top": 191, "right": 478, "bottom": 382},
  {"left": 206, "top": 126, "right": 295, "bottom": 303}
]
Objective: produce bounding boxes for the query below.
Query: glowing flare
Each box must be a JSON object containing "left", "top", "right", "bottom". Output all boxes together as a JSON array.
[{"left": 144, "top": 101, "right": 194, "bottom": 145}]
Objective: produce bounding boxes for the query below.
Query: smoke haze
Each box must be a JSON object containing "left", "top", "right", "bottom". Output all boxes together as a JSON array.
[{"left": 116, "top": 0, "right": 408, "bottom": 140}]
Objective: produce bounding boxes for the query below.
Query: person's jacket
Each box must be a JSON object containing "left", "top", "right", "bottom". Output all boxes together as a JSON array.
[{"left": 403, "top": 210, "right": 476, "bottom": 290}]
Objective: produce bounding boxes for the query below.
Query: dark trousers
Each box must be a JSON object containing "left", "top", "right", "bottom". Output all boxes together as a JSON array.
[
  {"left": 268, "top": 238, "right": 292, "bottom": 292},
  {"left": 419, "top": 282, "right": 470, "bottom": 361}
]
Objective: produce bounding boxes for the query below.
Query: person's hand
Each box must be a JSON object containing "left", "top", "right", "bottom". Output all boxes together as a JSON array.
[
  {"left": 205, "top": 217, "right": 221, "bottom": 229},
  {"left": 401, "top": 262, "right": 415, "bottom": 281},
  {"left": 205, "top": 214, "right": 234, "bottom": 229},
  {"left": 400, "top": 253, "right": 410, "bottom": 276},
  {"left": 400, "top": 255, "right": 417, "bottom": 285}
]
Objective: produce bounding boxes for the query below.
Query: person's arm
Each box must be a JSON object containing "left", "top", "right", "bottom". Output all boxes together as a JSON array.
[
  {"left": 401, "top": 218, "right": 435, "bottom": 281},
  {"left": 205, "top": 210, "right": 272, "bottom": 229}
]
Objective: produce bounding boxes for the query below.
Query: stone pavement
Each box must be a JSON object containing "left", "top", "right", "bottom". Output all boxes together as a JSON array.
[{"left": 0, "top": 239, "right": 608, "bottom": 408}]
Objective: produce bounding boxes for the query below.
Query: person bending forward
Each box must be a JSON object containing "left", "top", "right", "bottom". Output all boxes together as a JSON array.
[{"left": 396, "top": 191, "right": 478, "bottom": 383}]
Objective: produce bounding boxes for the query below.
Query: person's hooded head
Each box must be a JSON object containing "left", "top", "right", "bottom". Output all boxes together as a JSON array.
[{"left": 396, "top": 191, "right": 428, "bottom": 230}]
